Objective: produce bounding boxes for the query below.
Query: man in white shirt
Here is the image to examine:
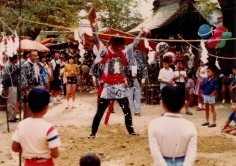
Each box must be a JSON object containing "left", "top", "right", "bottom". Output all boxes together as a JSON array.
[{"left": 148, "top": 84, "right": 197, "bottom": 166}]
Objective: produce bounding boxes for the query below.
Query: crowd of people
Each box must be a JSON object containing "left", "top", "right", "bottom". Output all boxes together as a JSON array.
[{"left": 0, "top": 7, "right": 236, "bottom": 165}]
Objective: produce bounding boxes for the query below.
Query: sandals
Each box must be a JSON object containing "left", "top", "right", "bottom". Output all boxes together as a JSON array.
[
  {"left": 201, "top": 122, "right": 209, "bottom": 126},
  {"left": 186, "top": 111, "right": 193, "bottom": 115},
  {"left": 134, "top": 112, "right": 141, "bottom": 116},
  {"left": 208, "top": 124, "right": 217, "bottom": 128}
]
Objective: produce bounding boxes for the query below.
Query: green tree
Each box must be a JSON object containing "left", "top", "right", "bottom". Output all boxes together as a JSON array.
[
  {"left": 0, "top": 0, "right": 80, "bottom": 39},
  {"left": 0, "top": 0, "right": 144, "bottom": 39},
  {"left": 82, "top": 0, "right": 144, "bottom": 32}
]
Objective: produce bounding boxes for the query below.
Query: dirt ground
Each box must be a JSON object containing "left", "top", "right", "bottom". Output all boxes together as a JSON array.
[{"left": 0, "top": 92, "right": 236, "bottom": 166}]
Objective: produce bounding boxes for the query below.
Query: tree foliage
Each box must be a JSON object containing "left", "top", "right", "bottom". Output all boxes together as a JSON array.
[
  {"left": 0, "top": 0, "right": 144, "bottom": 39},
  {"left": 0, "top": 0, "right": 79, "bottom": 39},
  {"left": 91, "top": 0, "right": 143, "bottom": 32}
]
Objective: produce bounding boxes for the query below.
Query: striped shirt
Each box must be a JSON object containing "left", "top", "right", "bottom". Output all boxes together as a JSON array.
[{"left": 12, "top": 118, "right": 61, "bottom": 159}]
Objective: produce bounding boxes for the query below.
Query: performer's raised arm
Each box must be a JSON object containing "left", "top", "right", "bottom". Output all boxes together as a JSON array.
[
  {"left": 126, "top": 28, "right": 150, "bottom": 60},
  {"left": 88, "top": 5, "right": 100, "bottom": 48}
]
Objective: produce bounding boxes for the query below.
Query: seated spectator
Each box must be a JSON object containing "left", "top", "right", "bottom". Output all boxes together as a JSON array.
[
  {"left": 231, "top": 67, "right": 236, "bottom": 100},
  {"left": 186, "top": 72, "right": 195, "bottom": 107},
  {"left": 220, "top": 69, "right": 234, "bottom": 104},
  {"left": 80, "top": 152, "right": 101, "bottom": 166},
  {"left": 221, "top": 100, "right": 236, "bottom": 136},
  {"left": 148, "top": 84, "right": 197, "bottom": 166}
]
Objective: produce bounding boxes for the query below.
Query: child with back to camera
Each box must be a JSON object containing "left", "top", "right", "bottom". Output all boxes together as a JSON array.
[
  {"left": 11, "top": 87, "right": 61, "bottom": 166},
  {"left": 80, "top": 152, "right": 101, "bottom": 166},
  {"left": 148, "top": 84, "right": 197, "bottom": 166}
]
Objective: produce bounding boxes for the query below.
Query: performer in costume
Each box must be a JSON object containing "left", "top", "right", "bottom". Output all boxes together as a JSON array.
[{"left": 88, "top": 6, "right": 137, "bottom": 138}]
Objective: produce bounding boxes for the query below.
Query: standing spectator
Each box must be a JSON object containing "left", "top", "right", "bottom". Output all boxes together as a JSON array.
[
  {"left": 173, "top": 59, "right": 193, "bottom": 115},
  {"left": 194, "top": 60, "right": 208, "bottom": 111},
  {"left": 186, "top": 72, "right": 195, "bottom": 107},
  {"left": 125, "top": 31, "right": 148, "bottom": 116},
  {"left": 158, "top": 57, "right": 174, "bottom": 91},
  {"left": 21, "top": 51, "right": 42, "bottom": 119},
  {"left": 38, "top": 56, "right": 49, "bottom": 89},
  {"left": 11, "top": 87, "right": 61, "bottom": 166},
  {"left": 219, "top": 69, "right": 234, "bottom": 104},
  {"left": 46, "top": 58, "right": 53, "bottom": 91},
  {"left": 148, "top": 84, "right": 197, "bottom": 166},
  {"left": 3, "top": 55, "right": 19, "bottom": 122},
  {"left": 201, "top": 66, "right": 219, "bottom": 128},
  {"left": 81, "top": 61, "right": 90, "bottom": 91},
  {"left": 50, "top": 51, "right": 62, "bottom": 104},
  {"left": 158, "top": 57, "right": 174, "bottom": 115},
  {"left": 39, "top": 56, "right": 51, "bottom": 91},
  {"left": 231, "top": 67, "right": 236, "bottom": 100},
  {"left": 64, "top": 56, "right": 80, "bottom": 109}
]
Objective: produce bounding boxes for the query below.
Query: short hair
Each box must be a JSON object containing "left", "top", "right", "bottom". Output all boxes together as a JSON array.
[
  {"left": 28, "top": 87, "right": 50, "bottom": 113},
  {"left": 39, "top": 56, "right": 46, "bottom": 62},
  {"left": 175, "top": 59, "right": 184, "bottom": 64},
  {"left": 80, "top": 152, "right": 100, "bottom": 166},
  {"left": 207, "top": 65, "right": 217, "bottom": 73},
  {"left": 187, "top": 72, "right": 193, "bottom": 79},
  {"left": 162, "top": 84, "right": 185, "bottom": 113},
  {"left": 222, "top": 69, "right": 231, "bottom": 75},
  {"left": 9, "top": 55, "right": 18, "bottom": 61},
  {"left": 163, "top": 57, "right": 171, "bottom": 64},
  {"left": 67, "top": 56, "right": 75, "bottom": 61},
  {"left": 22, "top": 51, "right": 31, "bottom": 59}
]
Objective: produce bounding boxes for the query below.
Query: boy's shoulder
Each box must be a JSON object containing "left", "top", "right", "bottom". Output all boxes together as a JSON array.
[{"left": 18, "top": 118, "right": 53, "bottom": 128}]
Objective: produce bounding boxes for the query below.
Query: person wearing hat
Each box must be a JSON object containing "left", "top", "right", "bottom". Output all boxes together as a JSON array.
[
  {"left": 148, "top": 84, "right": 197, "bottom": 166},
  {"left": 21, "top": 51, "right": 43, "bottom": 118},
  {"left": 12, "top": 87, "right": 61, "bottom": 166},
  {"left": 88, "top": 11, "right": 137, "bottom": 138}
]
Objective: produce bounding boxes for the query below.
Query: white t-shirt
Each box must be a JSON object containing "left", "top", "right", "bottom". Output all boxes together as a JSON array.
[
  {"left": 158, "top": 68, "right": 173, "bottom": 89},
  {"left": 51, "top": 59, "right": 61, "bottom": 70},
  {"left": 174, "top": 70, "right": 187, "bottom": 83},
  {"left": 12, "top": 118, "right": 61, "bottom": 159},
  {"left": 198, "top": 66, "right": 208, "bottom": 78},
  {"left": 148, "top": 113, "right": 197, "bottom": 166}
]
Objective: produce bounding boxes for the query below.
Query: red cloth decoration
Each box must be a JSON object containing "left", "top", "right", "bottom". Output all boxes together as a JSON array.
[
  {"left": 101, "top": 48, "right": 127, "bottom": 84},
  {"left": 100, "top": 48, "right": 127, "bottom": 66}
]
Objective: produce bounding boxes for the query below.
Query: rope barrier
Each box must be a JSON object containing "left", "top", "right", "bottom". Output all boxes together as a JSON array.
[
  {"left": 0, "top": 17, "right": 233, "bottom": 60},
  {"left": 178, "top": 35, "right": 236, "bottom": 60},
  {"left": 20, "top": 18, "right": 236, "bottom": 42}
]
